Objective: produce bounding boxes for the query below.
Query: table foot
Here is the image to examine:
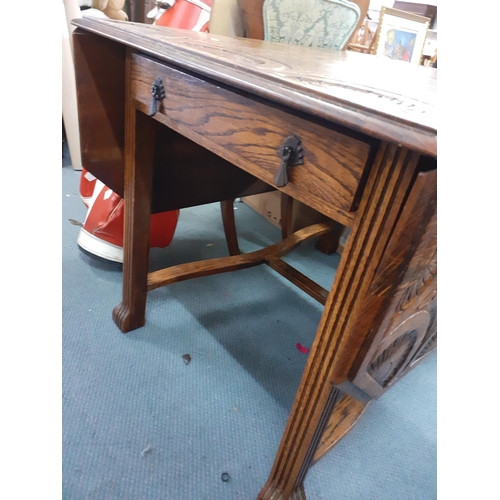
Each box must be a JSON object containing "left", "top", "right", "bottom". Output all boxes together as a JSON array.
[
  {"left": 112, "top": 301, "right": 145, "bottom": 333},
  {"left": 257, "top": 481, "right": 306, "bottom": 500},
  {"left": 112, "top": 106, "right": 155, "bottom": 333}
]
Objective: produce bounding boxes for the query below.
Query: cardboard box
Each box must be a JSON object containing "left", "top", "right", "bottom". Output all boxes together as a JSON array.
[
  {"left": 241, "top": 191, "right": 325, "bottom": 230},
  {"left": 337, "top": 227, "right": 350, "bottom": 255}
]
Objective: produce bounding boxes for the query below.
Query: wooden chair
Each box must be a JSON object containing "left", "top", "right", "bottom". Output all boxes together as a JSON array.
[
  {"left": 262, "top": 0, "right": 361, "bottom": 49},
  {"left": 348, "top": 17, "right": 375, "bottom": 53},
  {"left": 222, "top": 0, "right": 367, "bottom": 256}
]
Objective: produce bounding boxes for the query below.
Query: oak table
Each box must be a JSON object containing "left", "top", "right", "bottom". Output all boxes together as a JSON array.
[{"left": 72, "top": 18, "right": 437, "bottom": 500}]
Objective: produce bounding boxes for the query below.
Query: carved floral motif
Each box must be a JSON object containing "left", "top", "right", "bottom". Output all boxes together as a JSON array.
[
  {"left": 368, "top": 329, "right": 418, "bottom": 386},
  {"left": 356, "top": 175, "right": 437, "bottom": 395}
]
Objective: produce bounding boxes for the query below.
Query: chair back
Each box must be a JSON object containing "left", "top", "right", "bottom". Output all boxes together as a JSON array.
[{"left": 263, "top": 0, "right": 360, "bottom": 50}]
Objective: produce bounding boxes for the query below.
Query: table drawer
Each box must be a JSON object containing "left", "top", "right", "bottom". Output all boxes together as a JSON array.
[{"left": 130, "top": 53, "right": 374, "bottom": 221}]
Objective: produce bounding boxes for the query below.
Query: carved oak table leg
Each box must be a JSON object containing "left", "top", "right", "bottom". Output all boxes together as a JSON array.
[
  {"left": 112, "top": 97, "right": 157, "bottom": 332},
  {"left": 258, "top": 143, "right": 423, "bottom": 499},
  {"left": 281, "top": 193, "right": 342, "bottom": 255},
  {"left": 314, "top": 221, "right": 343, "bottom": 255}
]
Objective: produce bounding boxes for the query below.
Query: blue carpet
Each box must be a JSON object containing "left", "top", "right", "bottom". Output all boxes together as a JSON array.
[{"left": 62, "top": 154, "right": 436, "bottom": 499}]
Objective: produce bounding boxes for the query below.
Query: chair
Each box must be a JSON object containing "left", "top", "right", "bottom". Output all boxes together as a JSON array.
[
  {"left": 263, "top": 0, "right": 361, "bottom": 50},
  {"left": 347, "top": 16, "right": 375, "bottom": 53}
]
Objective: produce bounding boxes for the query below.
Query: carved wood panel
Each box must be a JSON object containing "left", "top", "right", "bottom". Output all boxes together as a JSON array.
[{"left": 349, "top": 168, "right": 437, "bottom": 399}]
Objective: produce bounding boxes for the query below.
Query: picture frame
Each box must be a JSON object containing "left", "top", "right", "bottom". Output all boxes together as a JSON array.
[{"left": 372, "top": 7, "right": 430, "bottom": 65}]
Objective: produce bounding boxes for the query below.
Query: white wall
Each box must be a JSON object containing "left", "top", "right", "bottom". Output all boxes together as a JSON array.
[{"left": 209, "top": 0, "right": 244, "bottom": 37}]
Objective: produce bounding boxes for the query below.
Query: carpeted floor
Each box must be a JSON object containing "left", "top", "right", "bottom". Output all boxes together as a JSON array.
[{"left": 62, "top": 147, "right": 436, "bottom": 500}]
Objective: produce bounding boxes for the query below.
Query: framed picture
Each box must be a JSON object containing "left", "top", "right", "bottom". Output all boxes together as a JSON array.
[{"left": 373, "top": 7, "right": 430, "bottom": 65}]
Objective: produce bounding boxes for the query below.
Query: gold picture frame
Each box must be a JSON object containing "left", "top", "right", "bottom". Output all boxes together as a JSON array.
[{"left": 373, "top": 7, "right": 430, "bottom": 65}]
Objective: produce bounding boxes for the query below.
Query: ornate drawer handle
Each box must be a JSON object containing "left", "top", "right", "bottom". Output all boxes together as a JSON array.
[
  {"left": 148, "top": 77, "right": 166, "bottom": 117},
  {"left": 274, "top": 135, "right": 304, "bottom": 187}
]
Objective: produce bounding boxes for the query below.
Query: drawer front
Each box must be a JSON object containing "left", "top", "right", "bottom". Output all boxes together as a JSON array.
[{"left": 130, "top": 53, "right": 374, "bottom": 221}]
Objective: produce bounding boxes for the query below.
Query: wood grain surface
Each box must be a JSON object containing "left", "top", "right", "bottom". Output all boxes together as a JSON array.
[
  {"left": 312, "top": 394, "right": 369, "bottom": 464},
  {"left": 73, "top": 31, "right": 125, "bottom": 193},
  {"left": 349, "top": 168, "right": 437, "bottom": 398},
  {"left": 131, "top": 52, "right": 373, "bottom": 223},
  {"left": 72, "top": 18, "right": 437, "bottom": 156}
]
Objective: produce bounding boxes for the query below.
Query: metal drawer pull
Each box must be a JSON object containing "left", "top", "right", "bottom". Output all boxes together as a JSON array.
[
  {"left": 274, "top": 135, "right": 304, "bottom": 187},
  {"left": 148, "top": 77, "right": 166, "bottom": 117}
]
